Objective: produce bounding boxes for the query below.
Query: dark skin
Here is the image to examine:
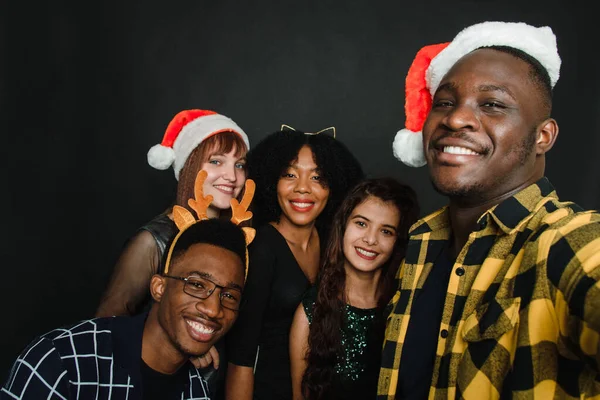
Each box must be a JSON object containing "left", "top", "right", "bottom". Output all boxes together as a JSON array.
[
  {"left": 141, "top": 243, "right": 244, "bottom": 374},
  {"left": 421, "top": 48, "right": 559, "bottom": 258},
  {"left": 225, "top": 146, "right": 327, "bottom": 400}
]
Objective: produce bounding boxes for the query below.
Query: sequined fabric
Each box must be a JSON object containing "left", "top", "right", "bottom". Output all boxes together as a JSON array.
[
  {"left": 335, "top": 304, "right": 379, "bottom": 381},
  {"left": 302, "top": 286, "right": 384, "bottom": 389}
]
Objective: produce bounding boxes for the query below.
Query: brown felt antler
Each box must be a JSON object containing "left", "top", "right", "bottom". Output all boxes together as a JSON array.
[
  {"left": 188, "top": 169, "right": 214, "bottom": 220},
  {"left": 172, "top": 205, "right": 196, "bottom": 231},
  {"left": 168, "top": 171, "right": 256, "bottom": 277},
  {"left": 230, "top": 179, "right": 255, "bottom": 225},
  {"left": 172, "top": 170, "right": 213, "bottom": 230}
]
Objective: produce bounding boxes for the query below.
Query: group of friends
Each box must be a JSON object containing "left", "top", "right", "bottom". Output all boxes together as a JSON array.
[{"left": 3, "top": 20, "right": 600, "bottom": 400}]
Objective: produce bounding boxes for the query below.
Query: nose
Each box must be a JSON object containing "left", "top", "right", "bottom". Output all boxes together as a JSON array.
[
  {"left": 443, "top": 103, "right": 480, "bottom": 132},
  {"left": 293, "top": 174, "right": 311, "bottom": 194},
  {"left": 195, "top": 289, "right": 223, "bottom": 319},
  {"left": 362, "top": 228, "right": 378, "bottom": 246},
  {"left": 222, "top": 163, "right": 238, "bottom": 183}
]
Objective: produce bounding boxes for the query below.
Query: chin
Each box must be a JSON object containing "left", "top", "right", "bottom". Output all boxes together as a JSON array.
[
  {"left": 291, "top": 216, "right": 319, "bottom": 227},
  {"left": 431, "top": 175, "right": 477, "bottom": 197},
  {"left": 177, "top": 339, "right": 214, "bottom": 358},
  {"left": 433, "top": 182, "right": 489, "bottom": 203},
  {"left": 211, "top": 197, "right": 233, "bottom": 210}
]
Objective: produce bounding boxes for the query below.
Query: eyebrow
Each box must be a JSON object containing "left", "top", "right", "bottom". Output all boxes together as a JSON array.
[
  {"left": 437, "top": 82, "right": 516, "bottom": 101},
  {"left": 190, "top": 271, "right": 243, "bottom": 291},
  {"left": 351, "top": 214, "right": 398, "bottom": 231},
  {"left": 478, "top": 84, "right": 516, "bottom": 100},
  {"left": 289, "top": 163, "right": 318, "bottom": 172}
]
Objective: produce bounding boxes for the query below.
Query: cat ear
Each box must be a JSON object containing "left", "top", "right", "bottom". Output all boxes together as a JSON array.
[
  {"left": 314, "top": 126, "right": 336, "bottom": 138},
  {"left": 280, "top": 124, "right": 296, "bottom": 132}
]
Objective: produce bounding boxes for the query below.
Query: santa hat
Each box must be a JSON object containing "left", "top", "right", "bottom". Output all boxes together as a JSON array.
[
  {"left": 393, "top": 21, "right": 561, "bottom": 167},
  {"left": 147, "top": 109, "right": 249, "bottom": 179}
]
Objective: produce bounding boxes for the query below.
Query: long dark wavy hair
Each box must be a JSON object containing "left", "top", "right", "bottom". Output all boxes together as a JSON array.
[
  {"left": 302, "top": 177, "right": 419, "bottom": 399},
  {"left": 246, "top": 130, "right": 364, "bottom": 238}
]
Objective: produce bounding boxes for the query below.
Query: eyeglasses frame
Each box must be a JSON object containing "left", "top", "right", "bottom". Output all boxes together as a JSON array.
[{"left": 162, "top": 274, "right": 242, "bottom": 311}]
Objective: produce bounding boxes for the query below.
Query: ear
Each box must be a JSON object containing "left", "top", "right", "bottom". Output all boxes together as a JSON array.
[
  {"left": 150, "top": 274, "right": 166, "bottom": 303},
  {"left": 535, "top": 118, "right": 559, "bottom": 155}
]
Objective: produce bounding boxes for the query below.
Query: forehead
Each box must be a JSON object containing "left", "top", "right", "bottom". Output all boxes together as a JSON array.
[
  {"left": 203, "top": 132, "right": 248, "bottom": 159},
  {"left": 170, "top": 243, "right": 244, "bottom": 286},
  {"left": 438, "top": 48, "right": 535, "bottom": 96},
  {"left": 206, "top": 141, "right": 246, "bottom": 158},
  {"left": 351, "top": 197, "right": 400, "bottom": 226},
  {"left": 290, "top": 145, "right": 317, "bottom": 168}
]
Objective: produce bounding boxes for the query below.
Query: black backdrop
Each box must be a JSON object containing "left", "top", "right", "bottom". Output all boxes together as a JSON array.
[{"left": 2, "top": 0, "right": 599, "bottom": 380}]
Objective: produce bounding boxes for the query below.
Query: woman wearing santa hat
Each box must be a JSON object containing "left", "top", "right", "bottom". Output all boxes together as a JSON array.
[{"left": 96, "top": 108, "right": 250, "bottom": 318}]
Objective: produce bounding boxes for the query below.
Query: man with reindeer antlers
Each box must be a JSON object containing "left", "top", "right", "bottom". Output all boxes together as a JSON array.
[{"left": 1, "top": 171, "right": 256, "bottom": 400}]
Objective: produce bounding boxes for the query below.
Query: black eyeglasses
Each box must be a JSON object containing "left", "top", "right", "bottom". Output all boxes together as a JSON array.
[{"left": 163, "top": 274, "right": 242, "bottom": 311}]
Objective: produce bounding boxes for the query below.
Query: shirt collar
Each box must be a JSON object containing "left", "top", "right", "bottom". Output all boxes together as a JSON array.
[
  {"left": 483, "top": 177, "right": 557, "bottom": 234},
  {"left": 409, "top": 177, "right": 557, "bottom": 237},
  {"left": 410, "top": 205, "right": 450, "bottom": 236}
]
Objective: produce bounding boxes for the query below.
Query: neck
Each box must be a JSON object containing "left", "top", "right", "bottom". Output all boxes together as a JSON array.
[
  {"left": 344, "top": 264, "right": 381, "bottom": 308},
  {"left": 272, "top": 219, "right": 317, "bottom": 251},
  {"left": 206, "top": 206, "right": 219, "bottom": 219},
  {"left": 447, "top": 179, "right": 536, "bottom": 258},
  {"left": 141, "top": 306, "right": 187, "bottom": 375}
]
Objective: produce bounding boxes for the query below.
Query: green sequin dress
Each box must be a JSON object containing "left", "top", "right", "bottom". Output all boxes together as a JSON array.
[{"left": 302, "top": 285, "right": 387, "bottom": 399}]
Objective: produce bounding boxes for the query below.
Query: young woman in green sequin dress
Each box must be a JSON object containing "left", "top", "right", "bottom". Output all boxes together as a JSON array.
[{"left": 289, "top": 178, "right": 419, "bottom": 400}]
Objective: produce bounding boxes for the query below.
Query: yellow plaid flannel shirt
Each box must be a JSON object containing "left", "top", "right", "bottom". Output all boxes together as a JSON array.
[{"left": 378, "top": 178, "right": 600, "bottom": 399}]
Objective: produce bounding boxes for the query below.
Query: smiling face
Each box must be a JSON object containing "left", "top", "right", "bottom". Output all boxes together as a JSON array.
[
  {"left": 422, "top": 48, "right": 550, "bottom": 204},
  {"left": 342, "top": 196, "right": 400, "bottom": 274},
  {"left": 201, "top": 145, "right": 247, "bottom": 211},
  {"left": 154, "top": 243, "right": 244, "bottom": 357},
  {"left": 276, "top": 145, "right": 330, "bottom": 228}
]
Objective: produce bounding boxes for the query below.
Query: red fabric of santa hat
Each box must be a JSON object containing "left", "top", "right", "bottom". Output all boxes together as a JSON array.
[{"left": 147, "top": 109, "right": 249, "bottom": 180}]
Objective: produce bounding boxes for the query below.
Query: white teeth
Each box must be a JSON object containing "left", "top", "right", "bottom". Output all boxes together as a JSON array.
[
  {"left": 356, "top": 247, "right": 377, "bottom": 257},
  {"left": 186, "top": 320, "right": 215, "bottom": 334},
  {"left": 291, "top": 202, "right": 313, "bottom": 208},
  {"left": 443, "top": 146, "right": 478, "bottom": 155},
  {"left": 214, "top": 185, "right": 234, "bottom": 193}
]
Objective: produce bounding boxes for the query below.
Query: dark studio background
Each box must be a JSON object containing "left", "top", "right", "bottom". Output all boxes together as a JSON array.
[{"left": 1, "top": 0, "right": 598, "bottom": 381}]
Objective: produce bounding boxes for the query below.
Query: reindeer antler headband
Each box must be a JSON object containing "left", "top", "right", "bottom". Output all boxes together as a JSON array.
[{"left": 163, "top": 169, "right": 256, "bottom": 275}]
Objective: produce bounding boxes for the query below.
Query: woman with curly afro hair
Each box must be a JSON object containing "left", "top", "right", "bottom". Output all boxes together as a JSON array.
[
  {"left": 225, "top": 128, "right": 364, "bottom": 400},
  {"left": 289, "top": 177, "right": 419, "bottom": 400}
]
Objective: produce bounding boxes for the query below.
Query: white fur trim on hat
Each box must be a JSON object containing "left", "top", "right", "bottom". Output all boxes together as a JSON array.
[
  {"left": 172, "top": 114, "right": 249, "bottom": 180},
  {"left": 147, "top": 144, "right": 176, "bottom": 170},
  {"left": 426, "top": 21, "right": 561, "bottom": 96},
  {"left": 392, "top": 128, "right": 426, "bottom": 167}
]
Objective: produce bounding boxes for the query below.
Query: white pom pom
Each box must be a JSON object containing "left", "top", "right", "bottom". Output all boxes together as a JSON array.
[
  {"left": 147, "top": 144, "right": 175, "bottom": 170},
  {"left": 392, "top": 129, "right": 426, "bottom": 167}
]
